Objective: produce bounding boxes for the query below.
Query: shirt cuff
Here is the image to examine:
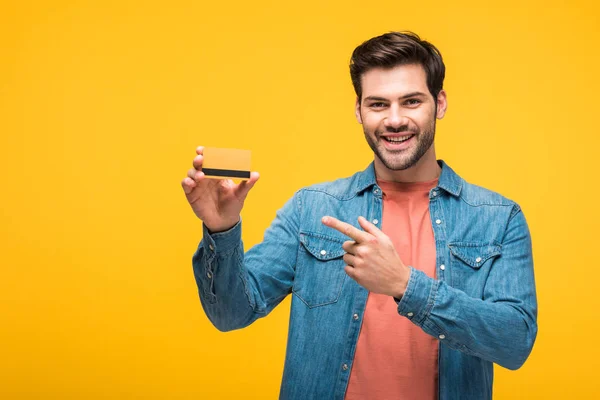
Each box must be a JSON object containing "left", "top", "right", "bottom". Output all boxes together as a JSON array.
[
  {"left": 396, "top": 266, "right": 439, "bottom": 325},
  {"left": 201, "top": 218, "right": 242, "bottom": 255}
]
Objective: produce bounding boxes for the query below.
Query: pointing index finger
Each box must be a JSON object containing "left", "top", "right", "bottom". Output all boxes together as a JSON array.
[{"left": 322, "top": 216, "right": 371, "bottom": 243}]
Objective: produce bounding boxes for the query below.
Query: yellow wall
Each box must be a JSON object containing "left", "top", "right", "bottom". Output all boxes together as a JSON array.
[{"left": 1, "top": 0, "right": 597, "bottom": 398}]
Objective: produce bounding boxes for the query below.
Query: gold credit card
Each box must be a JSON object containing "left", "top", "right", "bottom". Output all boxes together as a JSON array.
[{"left": 202, "top": 147, "right": 251, "bottom": 180}]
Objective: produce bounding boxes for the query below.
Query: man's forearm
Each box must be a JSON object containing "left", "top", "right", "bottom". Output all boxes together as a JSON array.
[
  {"left": 397, "top": 208, "right": 537, "bottom": 370},
  {"left": 193, "top": 192, "right": 301, "bottom": 332},
  {"left": 193, "top": 220, "right": 263, "bottom": 332},
  {"left": 397, "top": 268, "right": 537, "bottom": 370}
]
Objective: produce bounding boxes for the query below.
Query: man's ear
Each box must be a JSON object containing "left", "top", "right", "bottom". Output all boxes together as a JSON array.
[
  {"left": 355, "top": 97, "right": 363, "bottom": 124},
  {"left": 436, "top": 90, "right": 447, "bottom": 119}
]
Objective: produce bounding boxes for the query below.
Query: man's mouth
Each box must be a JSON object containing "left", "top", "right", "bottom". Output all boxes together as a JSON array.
[{"left": 382, "top": 134, "right": 415, "bottom": 143}]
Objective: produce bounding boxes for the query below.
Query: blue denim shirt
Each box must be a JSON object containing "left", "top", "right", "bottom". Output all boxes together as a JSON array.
[{"left": 193, "top": 159, "right": 538, "bottom": 400}]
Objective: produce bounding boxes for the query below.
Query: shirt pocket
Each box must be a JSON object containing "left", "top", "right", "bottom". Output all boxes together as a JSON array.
[
  {"left": 447, "top": 242, "right": 502, "bottom": 297},
  {"left": 293, "top": 231, "right": 348, "bottom": 308}
]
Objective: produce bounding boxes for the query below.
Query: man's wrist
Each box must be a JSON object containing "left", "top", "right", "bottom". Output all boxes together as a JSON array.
[
  {"left": 202, "top": 218, "right": 243, "bottom": 254},
  {"left": 392, "top": 267, "right": 411, "bottom": 301},
  {"left": 205, "top": 217, "right": 241, "bottom": 234}
]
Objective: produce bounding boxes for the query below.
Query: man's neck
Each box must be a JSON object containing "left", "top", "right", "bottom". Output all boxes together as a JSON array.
[{"left": 374, "top": 151, "right": 441, "bottom": 183}]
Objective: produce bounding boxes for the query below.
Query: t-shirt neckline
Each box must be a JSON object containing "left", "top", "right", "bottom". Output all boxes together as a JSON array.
[{"left": 376, "top": 176, "right": 439, "bottom": 193}]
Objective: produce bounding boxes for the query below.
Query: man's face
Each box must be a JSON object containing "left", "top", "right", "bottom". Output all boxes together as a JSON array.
[{"left": 355, "top": 63, "right": 446, "bottom": 172}]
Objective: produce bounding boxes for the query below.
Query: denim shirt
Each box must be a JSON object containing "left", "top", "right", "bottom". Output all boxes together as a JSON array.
[{"left": 192, "top": 159, "right": 538, "bottom": 400}]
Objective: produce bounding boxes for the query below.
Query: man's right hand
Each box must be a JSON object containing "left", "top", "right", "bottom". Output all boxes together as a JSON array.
[{"left": 181, "top": 146, "right": 260, "bottom": 233}]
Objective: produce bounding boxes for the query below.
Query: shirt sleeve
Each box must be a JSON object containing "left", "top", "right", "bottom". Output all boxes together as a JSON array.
[
  {"left": 396, "top": 204, "right": 538, "bottom": 370},
  {"left": 192, "top": 191, "right": 301, "bottom": 332}
]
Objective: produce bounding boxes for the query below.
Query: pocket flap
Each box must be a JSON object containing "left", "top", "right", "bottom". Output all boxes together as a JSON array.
[
  {"left": 448, "top": 242, "right": 502, "bottom": 268},
  {"left": 299, "top": 232, "right": 346, "bottom": 260}
]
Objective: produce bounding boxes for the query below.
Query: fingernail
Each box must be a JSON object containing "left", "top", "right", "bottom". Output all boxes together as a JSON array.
[{"left": 322, "top": 216, "right": 329, "bottom": 224}]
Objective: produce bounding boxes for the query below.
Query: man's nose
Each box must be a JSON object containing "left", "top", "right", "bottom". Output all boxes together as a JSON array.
[{"left": 384, "top": 105, "right": 406, "bottom": 129}]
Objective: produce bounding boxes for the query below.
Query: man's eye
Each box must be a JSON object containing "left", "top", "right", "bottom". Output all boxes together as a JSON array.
[
  {"left": 405, "top": 99, "right": 421, "bottom": 106},
  {"left": 370, "top": 102, "right": 386, "bottom": 108}
]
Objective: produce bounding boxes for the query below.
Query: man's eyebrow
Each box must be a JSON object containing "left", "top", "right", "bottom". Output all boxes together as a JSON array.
[
  {"left": 363, "top": 92, "right": 428, "bottom": 102},
  {"left": 399, "top": 91, "right": 428, "bottom": 99},
  {"left": 363, "top": 96, "right": 389, "bottom": 102}
]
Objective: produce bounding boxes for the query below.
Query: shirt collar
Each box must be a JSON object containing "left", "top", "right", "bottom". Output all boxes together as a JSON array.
[{"left": 353, "top": 159, "right": 462, "bottom": 197}]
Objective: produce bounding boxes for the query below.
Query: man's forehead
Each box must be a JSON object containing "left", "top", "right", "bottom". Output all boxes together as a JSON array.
[{"left": 361, "top": 64, "right": 429, "bottom": 98}]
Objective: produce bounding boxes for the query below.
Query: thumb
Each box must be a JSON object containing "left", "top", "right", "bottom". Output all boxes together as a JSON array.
[
  {"left": 234, "top": 171, "right": 260, "bottom": 198},
  {"left": 358, "top": 216, "right": 384, "bottom": 238}
]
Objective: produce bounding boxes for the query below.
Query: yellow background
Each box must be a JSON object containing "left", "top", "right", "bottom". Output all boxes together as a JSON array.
[{"left": 1, "top": 0, "right": 598, "bottom": 398}]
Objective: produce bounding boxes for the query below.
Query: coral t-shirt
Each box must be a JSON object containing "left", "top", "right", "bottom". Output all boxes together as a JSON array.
[{"left": 345, "top": 177, "right": 440, "bottom": 400}]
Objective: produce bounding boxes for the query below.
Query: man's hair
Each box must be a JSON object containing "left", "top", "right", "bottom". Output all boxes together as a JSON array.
[{"left": 350, "top": 31, "right": 446, "bottom": 102}]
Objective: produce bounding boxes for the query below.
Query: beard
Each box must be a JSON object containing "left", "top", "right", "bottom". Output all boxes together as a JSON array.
[{"left": 363, "top": 115, "right": 436, "bottom": 171}]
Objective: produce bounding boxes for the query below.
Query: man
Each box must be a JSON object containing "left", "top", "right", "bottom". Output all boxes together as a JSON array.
[{"left": 181, "top": 31, "right": 538, "bottom": 400}]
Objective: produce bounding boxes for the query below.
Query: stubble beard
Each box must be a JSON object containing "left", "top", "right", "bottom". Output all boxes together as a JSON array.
[{"left": 363, "top": 116, "right": 437, "bottom": 171}]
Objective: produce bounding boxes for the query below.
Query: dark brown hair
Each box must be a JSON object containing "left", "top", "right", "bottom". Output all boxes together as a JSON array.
[{"left": 350, "top": 31, "right": 445, "bottom": 102}]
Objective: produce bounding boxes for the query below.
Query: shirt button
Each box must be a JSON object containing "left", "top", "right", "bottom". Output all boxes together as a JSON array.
[
  {"left": 435, "top": 219, "right": 442, "bottom": 225},
  {"left": 320, "top": 250, "right": 327, "bottom": 256},
  {"left": 207, "top": 271, "right": 212, "bottom": 279},
  {"left": 342, "top": 364, "right": 349, "bottom": 371},
  {"left": 374, "top": 188, "right": 381, "bottom": 194},
  {"left": 209, "top": 244, "right": 214, "bottom": 251},
  {"left": 439, "top": 334, "right": 446, "bottom": 340},
  {"left": 407, "top": 312, "right": 414, "bottom": 317},
  {"left": 372, "top": 219, "right": 379, "bottom": 225},
  {"left": 432, "top": 191, "right": 438, "bottom": 197},
  {"left": 476, "top": 257, "right": 482, "bottom": 263},
  {"left": 353, "top": 314, "right": 359, "bottom": 320},
  {"left": 440, "top": 264, "right": 445, "bottom": 271}
]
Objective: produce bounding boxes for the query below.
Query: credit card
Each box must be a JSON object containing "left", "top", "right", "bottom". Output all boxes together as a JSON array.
[{"left": 202, "top": 147, "right": 251, "bottom": 180}]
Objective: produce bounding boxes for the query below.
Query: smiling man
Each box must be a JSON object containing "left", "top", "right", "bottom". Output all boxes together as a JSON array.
[{"left": 182, "top": 31, "right": 538, "bottom": 400}]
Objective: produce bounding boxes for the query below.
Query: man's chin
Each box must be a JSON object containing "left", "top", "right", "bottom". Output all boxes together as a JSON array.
[
  {"left": 383, "top": 162, "right": 413, "bottom": 171},
  {"left": 376, "top": 153, "right": 414, "bottom": 171}
]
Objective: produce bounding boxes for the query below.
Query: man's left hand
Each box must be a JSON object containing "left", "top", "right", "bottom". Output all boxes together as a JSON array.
[{"left": 322, "top": 215, "right": 410, "bottom": 299}]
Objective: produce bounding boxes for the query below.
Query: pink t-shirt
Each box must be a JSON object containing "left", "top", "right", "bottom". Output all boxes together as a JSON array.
[{"left": 345, "top": 177, "right": 440, "bottom": 400}]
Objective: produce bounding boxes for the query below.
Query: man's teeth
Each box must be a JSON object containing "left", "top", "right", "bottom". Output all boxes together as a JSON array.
[{"left": 385, "top": 135, "right": 414, "bottom": 143}]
